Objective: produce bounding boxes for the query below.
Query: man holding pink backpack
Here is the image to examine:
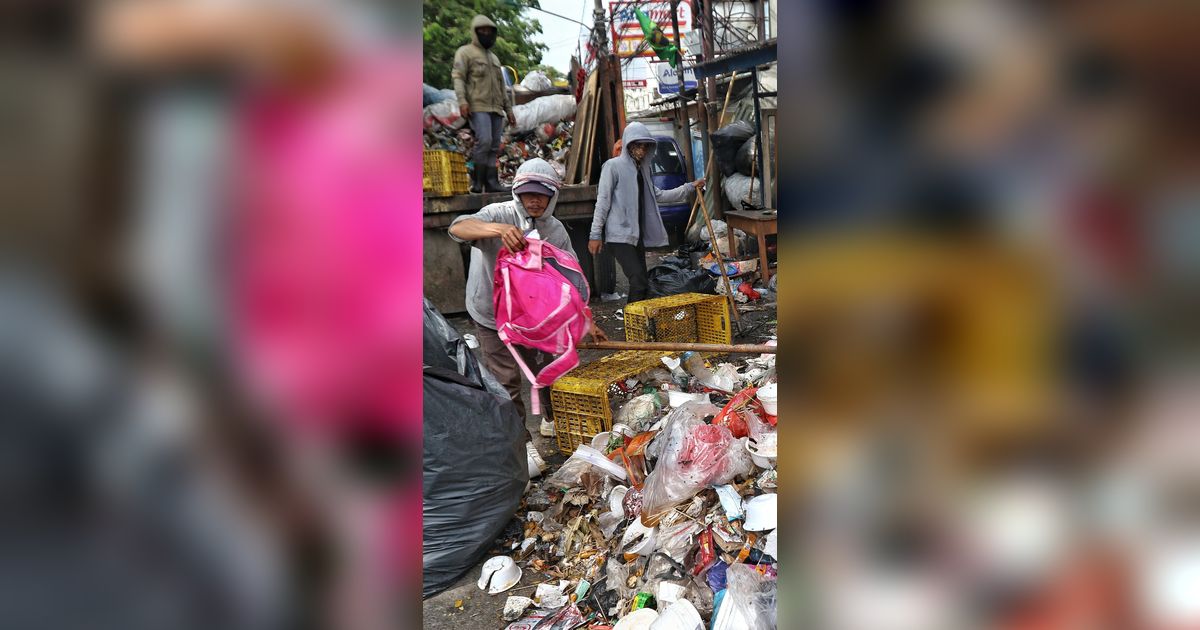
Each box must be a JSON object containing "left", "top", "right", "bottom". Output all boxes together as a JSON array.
[{"left": 450, "top": 159, "right": 607, "bottom": 435}]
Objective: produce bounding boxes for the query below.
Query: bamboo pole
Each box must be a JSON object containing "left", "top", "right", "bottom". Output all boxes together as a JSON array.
[
  {"left": 578, "top": 341, "right": 775, "bottom": 353},
  {"left": 685, "top": 75, "right": 738, "bottom": 233},
  {"left": 695, "top": 183, "right": 742, "bottom": 326}
]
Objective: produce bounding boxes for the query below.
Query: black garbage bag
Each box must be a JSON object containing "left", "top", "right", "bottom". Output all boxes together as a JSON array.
[
  {"left": 710, "top": 120, "right": 755, "bottom": 177},
  {"left": 422, "top": 299, "right": 527, "bottom": 599},
  {"left": 658, "top": 254, "right": 691, "bottom": 270},
  {"left": 648, "top": 265, "right": 718, "bottom": 298},
  {"left": 735, "top": 137, "right": 758, "bottom": 176}
]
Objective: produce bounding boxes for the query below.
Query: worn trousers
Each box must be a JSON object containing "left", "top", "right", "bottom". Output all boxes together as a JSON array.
[
  {"left": 470, "top": 111, "right": 504, "bottom": 171},
  {"left": 609, "top": 242, "right": 650, "bottom": 303},
  {"left": 474, "top": 323, "right": 551, "bottom": 422}
]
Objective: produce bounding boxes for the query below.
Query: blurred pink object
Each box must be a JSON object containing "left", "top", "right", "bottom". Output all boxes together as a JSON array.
[{"left": 232, "top": 54, "right": 421, "bottom": 438}]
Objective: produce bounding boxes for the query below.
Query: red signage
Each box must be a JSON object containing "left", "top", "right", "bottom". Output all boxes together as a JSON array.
[{"left": 609, "top": 1, "right": 692, "bottom": 58}]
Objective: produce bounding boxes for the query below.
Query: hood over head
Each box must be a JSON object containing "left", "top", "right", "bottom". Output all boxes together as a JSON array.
[
  {"left": 471, "top": 15, "right": 498, "bottom": 48},
  {"left": 621, "top": 122, "right": 658, "bottom": 164},
  {"left": 511, "top": 158, "right": 562, "bottom": 220}
]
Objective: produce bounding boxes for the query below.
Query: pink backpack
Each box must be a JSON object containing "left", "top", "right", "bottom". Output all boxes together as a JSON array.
[{"left": 493, "top": 238, "right": 593, "bottom": 415}]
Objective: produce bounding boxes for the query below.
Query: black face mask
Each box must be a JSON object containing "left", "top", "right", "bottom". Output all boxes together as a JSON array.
[{"left": 476, "top": 29, "right": 497, "bottom": 49}]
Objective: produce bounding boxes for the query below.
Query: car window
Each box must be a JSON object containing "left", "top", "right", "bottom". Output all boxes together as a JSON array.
[{"left": 652, "top": 141, "right": 684, "bottom": 175}]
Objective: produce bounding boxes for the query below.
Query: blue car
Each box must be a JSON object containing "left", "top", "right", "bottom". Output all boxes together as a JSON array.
[{"left": 651, "top": 136, "right": 691, "bottom": 245}]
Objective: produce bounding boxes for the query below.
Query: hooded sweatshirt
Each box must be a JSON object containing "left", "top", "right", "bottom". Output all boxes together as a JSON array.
[
  {"left": 449, "top": 159, "right": 575, "bottom": 328},
  {"left": 452, "top": 15, "right": 513, "bottom": 117},
  {"left": 589, "top": 122, "right": 696, "bottom": 247}
]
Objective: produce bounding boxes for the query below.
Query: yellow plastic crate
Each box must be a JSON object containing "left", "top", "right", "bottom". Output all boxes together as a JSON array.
[
  {"left": 624, "top": 293, "right": 731, "bottom": 345},
  {"left": 550, "top": 351, "right": 670, "bottom": 455},
  {"left": 423, "top": 150, "right": 470, "bottom": 197}
]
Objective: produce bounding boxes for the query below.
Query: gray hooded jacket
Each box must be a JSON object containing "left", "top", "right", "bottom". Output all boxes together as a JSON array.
[
  {"left": 589, "top": 122, "right": 696, "bottom": 247},
  {"left": 449, "top": 159, "right": 575, "bottom": 329}
]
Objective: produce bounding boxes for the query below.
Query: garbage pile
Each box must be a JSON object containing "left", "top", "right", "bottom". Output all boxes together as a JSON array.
[
  {"left": 423, "top": 83, "right": 577, "bottom": 185},
  {"left": 710, "top": 121, "right": 765, "bottom": 209},
  {"left": 480, "top": 351, "right": 779, "bottom": 629},
  {"left": 645, "top": 235, "right": 775, "bottom": 305}
]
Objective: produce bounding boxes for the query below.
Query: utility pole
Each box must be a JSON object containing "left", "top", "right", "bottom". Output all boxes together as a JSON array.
[
  {"left": 670, "top": 0, "right": 693, "bottom": 178},
  {"left": 755, "top": 0, "right": 765, "bottom": 41},
  {"left": 703, "top": 0, "right": 722, "bottom": 224},
  {"left": 593, "top": 0, "right": 608, "bottom": 52}
]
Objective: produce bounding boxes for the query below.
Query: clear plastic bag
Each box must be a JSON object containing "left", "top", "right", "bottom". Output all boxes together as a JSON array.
[
  {"left": 545, "top": 445, "right": 627, "bottom": 488},
  {"left": 646, "top": 400, "right": 720, "bottom": 462},
  {"left": 640, "top": 403, "right": 732, "bottom": 525},
  {"left": 615, "top": 392, "right": 663, "bottom": 432},
  {"left": 712, "top": 563, "right": 777, "bottom": 630},
  {"left": 714, "top": 436, "right": 755, "bottom": 485}
]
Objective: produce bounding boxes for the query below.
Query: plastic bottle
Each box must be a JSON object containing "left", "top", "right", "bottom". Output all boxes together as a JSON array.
[{"left": 681, "top": 351, "right": 718, "bottom": 389}]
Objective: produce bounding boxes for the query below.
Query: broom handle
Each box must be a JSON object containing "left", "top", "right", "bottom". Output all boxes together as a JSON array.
[
  {"left": 695, "top": 183, "right": 742, "bottom": 324},
  {"left": 686, "top": 76, "right": 739, "bottom": 233},
  {"left": 578, "top": 341, "right": 774, "bottom": 353}
]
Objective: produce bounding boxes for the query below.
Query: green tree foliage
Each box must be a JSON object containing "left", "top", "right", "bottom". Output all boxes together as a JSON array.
[
  {"left": 423, "top": 0, "right": 548, "bottom": 89},
  {"left": 532, "top": 64, "right": 564, "bottom": 81}
]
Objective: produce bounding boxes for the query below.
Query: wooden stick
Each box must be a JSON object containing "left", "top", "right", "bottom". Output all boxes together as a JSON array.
[
  {"left": 695, "top": 184, "right": 742, "bottom": 326},
  {"left": 748, "top": 131, "right": 757, "bottom": 207},
  {"left": 578, "top": 341, "right": 774, "bottom": 353},
  {"left": 686, "top": 75, "right": 739, "bottom": 234}
]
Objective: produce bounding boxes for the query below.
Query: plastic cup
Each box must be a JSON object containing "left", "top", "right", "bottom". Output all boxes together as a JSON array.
[{"left": 756, "top": 382, "right": 778, "bottom": 416}]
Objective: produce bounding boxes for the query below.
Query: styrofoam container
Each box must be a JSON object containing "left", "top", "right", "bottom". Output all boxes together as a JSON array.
[
  {"left": 611, "top": 423, "right": 637, "bottom": 437},
  {"left": 756, "top": 381, "right": 778, "bottom": 416},
  {"left": 743, "top": 493, "right": 778, "bottom": 532},
  {"left": 591, "top": 431, "right": 613, "bottom": 451},
  {"left": 478, "top": 556, "right": 522, "bottom": 594},
  {"left": 620, "top": 518, "right": 657, "bottom": 556},
  {"left": 609, "top": 485, "right": 630, "bottom": 515}
]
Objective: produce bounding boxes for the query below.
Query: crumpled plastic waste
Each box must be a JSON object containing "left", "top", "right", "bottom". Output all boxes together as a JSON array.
[
  {"left": 641, "top": 412, "right": 734, "bottom": 526},
  {"left": 711, "top": 563, "right": 777, "bottom": 630},
  {"left": 492, "top": 350, "right": 779, "bottom": 629}
]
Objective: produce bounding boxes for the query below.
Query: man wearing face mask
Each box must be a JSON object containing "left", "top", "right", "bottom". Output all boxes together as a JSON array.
[
  {"left": 589, "top": 122, "right": 704, "bottom": 306},
  {"left": 453, "top": 15, "right": 517, "bottom": 194}
]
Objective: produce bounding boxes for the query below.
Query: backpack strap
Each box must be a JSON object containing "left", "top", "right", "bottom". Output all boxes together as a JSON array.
[{"left": 503, "top": 324, "right": 581, "bottom": 416}]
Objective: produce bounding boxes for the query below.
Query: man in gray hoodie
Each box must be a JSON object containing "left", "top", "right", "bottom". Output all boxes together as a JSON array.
[
  {"left": 450, "top": 159, "right": 607, "bottom": 432},
  {"left": 588, "top": 122, "right": 704, "bottom": 304}
]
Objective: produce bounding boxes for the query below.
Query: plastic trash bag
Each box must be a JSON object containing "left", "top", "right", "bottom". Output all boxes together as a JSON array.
[
  {"left": 722, "top": 173, "right": 765, "bottom": 209},
  {"left": 711, "top": 563, "right": 777, "bottom": 630},
  {"left": 423, "top": 300, "right": 527, "bottom": 598},
  {"left": 716, "top": 437, "right": 755, "bottom": 484},
  {"left": 520, "top": 71, "right": 553, "bottom": 92},
  {"left": 423, "top": 84, "right": 455, "bottom": 107},
  {"left": 511, "top": 94, "right": 577, "bottom": 134},
  {"left": 645, "top": 401, "right": 720, "bottom": 462},
  {"left": 700, "top": 220, "right": 728, "bottom": 242},
  {"left": 640, "top": 402, "right": 731, "bottom": 525},
  {"left": 735, "top": 136, "right": 758, "bottom": 176},
  {"left": 423, "top": 99, "right": 465, "bottom": 130},
  {"left": 710, "top": 120, "right": 755, "bottom": 176},
  {"left": 615, "top": 392, "right": 663, "bottom": 431},
  {"left": 648, "top": 266, "right": 718, "bottom": 298},
  {"left": 546, "top": 445, "right": 627, "bottom": 488}
]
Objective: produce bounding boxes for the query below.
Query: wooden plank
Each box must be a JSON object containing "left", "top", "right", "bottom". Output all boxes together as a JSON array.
[
  {"left": 581, "top": 71, "right": 601, "bottom": 183},
  {"left": 565, "top": 79, "right": 590, "bottom": 184}
]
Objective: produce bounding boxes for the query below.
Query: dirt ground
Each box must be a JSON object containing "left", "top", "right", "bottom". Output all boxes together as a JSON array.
[{"left": 422, "top": 252, "right": 776, "bottom": 629}]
